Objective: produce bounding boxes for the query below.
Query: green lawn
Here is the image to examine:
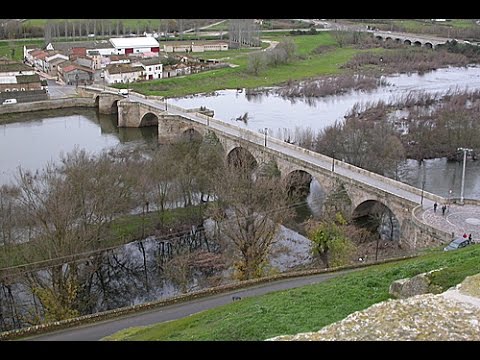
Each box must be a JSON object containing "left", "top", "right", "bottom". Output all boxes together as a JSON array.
[
  {"left": 0, "top": 39, "right": 44, "bottom": 61},
  {"left": 104, "top": 244, "right": 480, "bottom": 341}
]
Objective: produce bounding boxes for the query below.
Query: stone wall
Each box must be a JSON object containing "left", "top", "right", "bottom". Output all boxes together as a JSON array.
[{"left": 0, "top": 97, "right": 95, "bottom": 115}]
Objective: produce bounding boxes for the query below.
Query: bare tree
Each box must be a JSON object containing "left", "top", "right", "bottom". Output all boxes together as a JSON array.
[
  {"left": 247, "top": 52, "right": 266, "bottom": 76},
  {"left": 209, "top": 151, "right": 293, "bottom": 280}
]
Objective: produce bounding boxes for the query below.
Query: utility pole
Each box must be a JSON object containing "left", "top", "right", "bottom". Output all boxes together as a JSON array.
[
  {"left": 458, "top": 147, "right": 472, "bottom": 204},
  {"left": 421, "top": 165, "right": 426, "bottom": 205}
]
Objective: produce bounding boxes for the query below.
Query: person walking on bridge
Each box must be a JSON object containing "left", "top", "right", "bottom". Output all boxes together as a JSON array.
[{"left": 434, "top": 202, "right": 438, "bottom": 213}]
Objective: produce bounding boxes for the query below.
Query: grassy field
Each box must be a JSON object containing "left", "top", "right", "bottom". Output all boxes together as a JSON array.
[
  {"left": 0, "top": 39, "right": 44, "bottom": 61},
  {"left": 123, "top": 32, "right": 360, "bottom": 97},
  {"left": 104, "top": 244, "right": 480, "bottom": 341}
]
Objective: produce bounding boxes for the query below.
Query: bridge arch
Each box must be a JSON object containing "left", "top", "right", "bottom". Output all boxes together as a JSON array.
[
  {"left": 284, "top": 170, "right": 313, "bottom": 201},
  {"left": 227, "top": 146, "right": 258, "bottom": 171},
  {"left": 94, "top": 95, "right": 99, "bottom": 108},
  {"left": 110, "top": 100, "right": 119, "bottom": 114},
  {"left": 404, "top": 39, "right": 412, "bottom": 45},
  {"left": 140, "top": 112, "right": 159, "bottom": 127},
  {"left": 424, "top": 42, "right": 433, "bottom": 49},
  {"left": 352, "top": 200, "right": 400, "bottom": 241},
  {"left": 375, "top": 35, "right": 383, "bottom": 41},
  {"left": 181, "top": 128, "right": 203, "bottom": 142},
  {"left": 413, "top": 41, "right": 422, "bottom": 47}
]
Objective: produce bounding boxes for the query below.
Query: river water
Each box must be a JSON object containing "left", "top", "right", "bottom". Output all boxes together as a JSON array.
[
  {"left": 0, "top": 109, "right": 158, "bottom": 185},
  {"left": 169, "top": 65, "right": 480, "bottom": 200}
]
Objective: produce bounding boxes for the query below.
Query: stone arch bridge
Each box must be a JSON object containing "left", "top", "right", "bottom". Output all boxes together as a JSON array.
[
  {"left": 81, "top": 87, "right": 462, "bottom": 249},
  {"left": 372, "top": 30, "right": 452, "bottom": 49}
]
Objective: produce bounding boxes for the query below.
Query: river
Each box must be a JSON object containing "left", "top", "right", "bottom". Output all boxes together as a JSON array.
[
  {"left": 169, "top": 65, "right": 480, "bottom": 200},
  {"left": 2, "top": 66, "right": 480, "bottom": 196},
  {"left": 0, "top": 108, "right": 158, "bottom": 186}
]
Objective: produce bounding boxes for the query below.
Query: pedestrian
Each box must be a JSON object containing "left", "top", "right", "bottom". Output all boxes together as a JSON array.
[
  {"left": 442, "top": 205, "right": 447, "bottom": 215},
  {"left": 463, "top": 233, "right": 467, "bottom": 239},
  {"left": 433, "top": 202, "right": 438, "bottom": 213},
  {"left": 468, "top": 233, "right": 472, "bottom": 242}
]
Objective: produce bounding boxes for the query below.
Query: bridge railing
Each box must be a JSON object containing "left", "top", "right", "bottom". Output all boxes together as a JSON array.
[
  {"left": 412, "top": 204, "right": 454, "bottom": 244},
  {"left": 188, "top": 110, "right": 445, "bottom": 205}
]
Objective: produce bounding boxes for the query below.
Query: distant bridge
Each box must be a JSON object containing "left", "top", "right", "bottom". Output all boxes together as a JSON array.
[{"left": 372, "top": 30, "right": 453, "bottom": 49}]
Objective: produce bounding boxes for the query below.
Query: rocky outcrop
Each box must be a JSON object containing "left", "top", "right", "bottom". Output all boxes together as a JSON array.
[
  {"left": 388, "top": 268, "right": 443, "bottom": 299},
  {"left": 269, "top": 273, "right": 480, "bottom": 341}
]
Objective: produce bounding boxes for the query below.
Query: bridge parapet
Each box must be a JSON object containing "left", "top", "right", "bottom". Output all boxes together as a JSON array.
[{"left": 411, "top": 205, "right": 454, "bottom": 248}]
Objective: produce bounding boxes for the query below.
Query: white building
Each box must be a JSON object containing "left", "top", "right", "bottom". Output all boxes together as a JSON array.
[
  {"left": 132, "top": 58, "right": 163, "bottom": 80},
  {"left": 109, "top": 37, "right": 160, "bottom": 56},
  {"left": 104, "top": 65, "right": 144, "bottom": 84}
]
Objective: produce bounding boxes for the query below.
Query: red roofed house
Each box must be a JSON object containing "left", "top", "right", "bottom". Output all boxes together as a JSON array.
[{"left": 57, "top": 63, "right": 94, "bottom": 85}]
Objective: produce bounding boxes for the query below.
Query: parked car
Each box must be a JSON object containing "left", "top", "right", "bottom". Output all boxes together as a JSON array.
[
  {"left": 443, "top": 237, "right": 473, "bottom": 251},
  {"left": 118, "top": 89, "right": 129, "bottom": 96},
  {"left": 2, "top": 99, "right": 17, "bottom": 105}
]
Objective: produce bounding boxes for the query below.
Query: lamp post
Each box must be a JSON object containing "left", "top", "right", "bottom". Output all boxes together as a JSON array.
[
  {"left": 165, "top": 98, "right": 167, "bottom": 111},
  {"left": 331, "top": 151, "right": 335, "bottom": 172},
  {"left": 75, "top": 73, "right": 79, "bottom": 89},
  {"left": 458, "top": 147, "right": 472, "bottom": 204},
  {"left": 264, "top": 127, "right": 268, "bottom": 147},
  {"left": 420, "top": 165, "right": 426, "bottom": 206}
]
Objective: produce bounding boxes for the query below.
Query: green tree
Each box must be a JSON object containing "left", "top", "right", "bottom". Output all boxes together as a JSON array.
[{"left": 306, "top": 213, "right": 356, "bottom": 268}]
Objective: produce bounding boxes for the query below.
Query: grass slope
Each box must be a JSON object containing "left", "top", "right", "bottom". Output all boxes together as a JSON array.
[
  {"left": 125, "top": 33, "right": 359, "bottom": 97},
  {"left": 104, "top": 244, "right": 480, "bottom": 341}
]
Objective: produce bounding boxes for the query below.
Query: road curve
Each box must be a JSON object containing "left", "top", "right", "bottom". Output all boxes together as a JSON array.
[{"left": 24, "top": 269, "right": 355, "bottom": 341}]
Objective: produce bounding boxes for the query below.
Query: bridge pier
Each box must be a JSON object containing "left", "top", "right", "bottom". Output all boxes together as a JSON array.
[{"left": 98, "top": 94, "right": 124, "bottom": 115}]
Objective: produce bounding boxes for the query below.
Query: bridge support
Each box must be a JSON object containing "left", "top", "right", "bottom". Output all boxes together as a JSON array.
[
  {"left": 117, "top": 101, "right": 142, "bottom": 127},
  {"left": 98, "top": 94, "right": 124, "bottom": 115}
]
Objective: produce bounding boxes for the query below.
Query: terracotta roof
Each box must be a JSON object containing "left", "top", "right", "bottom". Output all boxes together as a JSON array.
[
  {"left": 61, "top": 64, "right": 94, "bottom": 74},
  {"left": 71, "top": 47, "right": 87, "bottom": 56}
]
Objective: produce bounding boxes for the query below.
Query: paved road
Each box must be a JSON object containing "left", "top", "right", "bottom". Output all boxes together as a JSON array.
[{"left": 26, "top": 269, "right": 355, "bottom": 341}]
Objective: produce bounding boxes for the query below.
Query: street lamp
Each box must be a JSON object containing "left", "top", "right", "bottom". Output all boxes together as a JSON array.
[
  {"left": 420, "top": 165, "right": 426, "bottom": 206},
  {"left": 75, "top": 73, "right": 79, "bottom": 89},
  {"left": 165, "top": 98, "right": 168, "bottom": 111},
  {"left": 264, "top": 127, "right": 268, "bottom": 147},
  {"left": 458, "top": 147, "right": 472, "bottom": 204},
  {"left": 331, "top": 151, "right": 335, "bottom": 172}
]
